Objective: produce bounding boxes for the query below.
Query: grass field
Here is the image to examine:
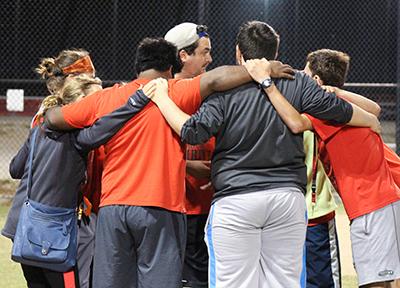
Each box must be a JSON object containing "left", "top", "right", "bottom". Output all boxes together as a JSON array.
[
  {"left": 0, "top": 202, "right": 358, "bottom": 287},
  {"left": 0, "top": 204, "right": 25, "bottom": 287}
]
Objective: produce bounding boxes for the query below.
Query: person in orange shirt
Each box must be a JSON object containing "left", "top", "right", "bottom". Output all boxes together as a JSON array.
[
  {"left": 44, "top": 37, "right": 294, "bottom": 288},
  {"left": 244, "top": 50, "right": 400, "bottom": 288},
  {"left": 165, "top": 23, "right": 214, "bottom": 288}
]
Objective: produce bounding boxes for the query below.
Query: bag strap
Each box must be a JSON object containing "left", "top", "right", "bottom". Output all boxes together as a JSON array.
[
  {"left": 311, "top": 133, "right": 318, "bottom": 205},
  {"left": 27, "top": 128, "right": 39, "bottom": 199}
]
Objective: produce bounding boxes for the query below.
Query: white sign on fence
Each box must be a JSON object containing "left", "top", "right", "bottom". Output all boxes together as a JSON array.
[{"left": 6, "top": 89, "right": 24, "bottom": 112}]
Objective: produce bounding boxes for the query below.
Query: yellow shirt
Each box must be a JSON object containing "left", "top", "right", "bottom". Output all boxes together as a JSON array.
[{"left": 304, "top": 131, "right": 337, "bottom": 220}]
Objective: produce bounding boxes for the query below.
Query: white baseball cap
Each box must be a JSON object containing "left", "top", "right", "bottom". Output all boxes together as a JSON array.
[{"left": 164, "top": 22, "right": 208, "bottom": 50}]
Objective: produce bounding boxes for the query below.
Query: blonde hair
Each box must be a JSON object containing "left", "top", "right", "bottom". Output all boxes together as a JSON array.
[
  {"left": 60, "top": 74, "right": 102, "bottom": 105},
  {"left": 37, "top": 74, "right": 101, "bottom": 124},
  {"left": 36, "top": 49, "right": 90, "bottom": 94}
]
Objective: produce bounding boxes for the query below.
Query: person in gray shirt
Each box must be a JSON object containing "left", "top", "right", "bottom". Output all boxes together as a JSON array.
[{"left": 144, "top": 21, "right": 380, "bottom": 288}]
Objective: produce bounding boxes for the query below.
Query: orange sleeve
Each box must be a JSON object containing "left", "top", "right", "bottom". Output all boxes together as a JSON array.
[
  {"left": 61, "top": 85, "right": 119, "bottom": 128},
  {"left": 62, "top": 91, "right": 100, "bottom": 128},
  {"left": 170, "top": 75, "right": 202, "bottom": 115}
]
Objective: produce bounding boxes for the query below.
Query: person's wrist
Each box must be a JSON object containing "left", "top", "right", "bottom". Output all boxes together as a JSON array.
[
  {"left": 260, "top": 76, "right": 272, "bottom": 89},
  {"left": 264, "top": 82, "right": 276, "bottom": 93}
]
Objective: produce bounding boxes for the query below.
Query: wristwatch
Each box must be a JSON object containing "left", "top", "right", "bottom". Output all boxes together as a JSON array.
[{"left": 260, "top": 77, "right": 273, "bottom": 89}]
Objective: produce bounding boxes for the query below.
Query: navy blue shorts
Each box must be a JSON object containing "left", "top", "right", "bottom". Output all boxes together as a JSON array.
[
  {"left": 305, "top": 219, "right": 341, "bottom": 288},
  {"left": 182, "top": 214, "right": 209, "bottom": 288}
]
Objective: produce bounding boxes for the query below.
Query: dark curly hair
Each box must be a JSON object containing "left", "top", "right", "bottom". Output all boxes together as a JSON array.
[{"left": 135, "top": 37, "right": 179, "bottom": 76}]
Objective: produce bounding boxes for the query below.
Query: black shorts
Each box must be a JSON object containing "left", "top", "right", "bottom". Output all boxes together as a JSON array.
[
  {"left": 182, "top": 214, "right": 209, "bottom": 288},
  {"left": 21, "top": 263, "right": 79, "bottom": 288}
]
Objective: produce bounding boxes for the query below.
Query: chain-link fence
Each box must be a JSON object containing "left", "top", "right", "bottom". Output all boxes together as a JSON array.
[{"left": 0, "top": 0, "right": 398, "bottom": 194}]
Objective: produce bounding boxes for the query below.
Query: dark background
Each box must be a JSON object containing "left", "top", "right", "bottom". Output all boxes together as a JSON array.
[
  {"left": 0, "top": 0, "right": 396, "bottom": 90},
  {"left": 0, "top": 0, "right": 399, "bottom": 149}
]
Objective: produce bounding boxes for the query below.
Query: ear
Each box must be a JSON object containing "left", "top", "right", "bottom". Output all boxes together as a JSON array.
[
  {"left": 168, "top": 66, "right": 173, "bottom": 78},
  {"left": 179, "top": 49, "right": 189, "bottom": 63},
  {"left": 313, "top": 75, "right": 324, "bottom": 86},
  {"left": 236, "top": 45, "right": 242, "bottom": 65}
]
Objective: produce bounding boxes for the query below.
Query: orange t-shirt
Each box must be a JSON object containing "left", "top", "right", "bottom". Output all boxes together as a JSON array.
[
  {"left": 383, "top": 143, "right": 400, "bottom": 190},
  {"left": 185, "top": 138, "right": 215, "bottom": 215},
  {"left": 81, "top": 147, "right": 105, "bottom": 214},
  {"left": 308, "top": 115, "right": 400, "bottom": 220},
  {"left": 61, "top": 77, "right": 202, "bottom": 213}
]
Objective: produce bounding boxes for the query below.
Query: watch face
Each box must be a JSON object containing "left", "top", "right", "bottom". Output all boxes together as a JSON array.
[{"left": 261, "top": 78, "right": 272, "bottom": 88}]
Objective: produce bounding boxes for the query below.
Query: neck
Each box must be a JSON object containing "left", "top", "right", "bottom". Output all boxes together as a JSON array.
[
  {"left": 175, "top": 67, "right": 199, "bottom": 79},
  {"left": 174, "top": 71, "right": 193, "bottom": 79},
  {"left": 137, "top": 69, "right": 170, "bottom": 80}
]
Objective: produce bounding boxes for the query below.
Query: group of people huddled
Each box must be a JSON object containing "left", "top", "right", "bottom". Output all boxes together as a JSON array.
[{"left": 2, "top": 20, "right": 400, "bottom": 288}]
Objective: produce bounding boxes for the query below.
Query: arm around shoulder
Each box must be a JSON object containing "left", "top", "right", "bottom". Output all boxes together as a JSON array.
[
  {"left": 199, "top": 65, "right": 252, "bottom": 100},
  {"left": 45, "top": 107, "right": 75, "bottom": 130},
  {"left": 347, "top": 103, "right": 381, "bottom": 134},
  {"left": 330, "top": 87, "right": 381, "bottom": 117}
]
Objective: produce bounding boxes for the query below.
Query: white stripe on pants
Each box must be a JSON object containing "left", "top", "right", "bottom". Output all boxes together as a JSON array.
[{"left": 205, "top": 187, "right": 307, "bottom": 288}]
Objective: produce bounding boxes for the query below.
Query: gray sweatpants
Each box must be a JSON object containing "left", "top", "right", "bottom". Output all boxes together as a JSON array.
[
  {"left": 205, "top": 187, "right": 307, "bottom": 288},
  {"left": 93, "top": 205, "right": 186, "bottom": 288},
  {"left": 77, "top": 213, "right": 96, "bottom": 288}
]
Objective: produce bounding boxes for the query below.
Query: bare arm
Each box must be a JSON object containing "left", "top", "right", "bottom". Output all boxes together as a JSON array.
[
  {"left": 265, "top": 85, "right": 380, "bottom": 134},
  {"left": 322, "top": 86, "right": 381, "bottom": 116},
  {"left": 151, "top": 78, "right": 190, "bottom": 135},
  {"left": 244, "top": 58, "right": 380, "bottom": 134},
  {"left": 186, "top": 160, "right": 211, "bottom": 179},
  {"left": 45, "top": 107, "right": 75, "bottom": 130},
  {"left": 199, "top": 61, "right": 295, "bottom": 100},
  {"left": 150, "top": 78, "right": 223, "bottom": 144},
  {"left": 244, "top": 58, "right": 312, "bottom": 133},
  {"left": 346, "top": 103, "right": 381, "bottom": 133},
  {"left": 264, "top": 84, "right": 313, "bottom": 133}
]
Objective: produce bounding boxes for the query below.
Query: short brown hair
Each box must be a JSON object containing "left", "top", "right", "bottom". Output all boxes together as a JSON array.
[{"left": 306, "top": 49, "right": 350, "bottom": 88}]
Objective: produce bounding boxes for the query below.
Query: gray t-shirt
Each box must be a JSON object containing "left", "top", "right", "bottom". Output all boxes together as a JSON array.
[{"left": 181, "top": 71, "right": 353, "bottom": 202}]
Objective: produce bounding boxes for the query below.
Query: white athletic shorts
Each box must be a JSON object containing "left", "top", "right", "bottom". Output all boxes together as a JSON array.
[
  {"left": 205, "top": 187, "right": 307, "bottom": 288},
  {"left": 350, "top": 200, "right": 400, "bottom": 286}
]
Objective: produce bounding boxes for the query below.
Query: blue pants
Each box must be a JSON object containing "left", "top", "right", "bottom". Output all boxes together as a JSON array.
[{"left": 306, "top": 219, "right": 341, "bottom": 288}]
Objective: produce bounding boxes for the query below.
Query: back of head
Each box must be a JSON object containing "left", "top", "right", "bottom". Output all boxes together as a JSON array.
[
  {"left": 60, "top": 74, "right": 102, "bottom": 105},
  {"left": 164, "top": 22, "right": 210, "bottom": 74},
  {"left": 306, "top": 49, "right": 350, "bottom": 88},
  {"left": 236, "top": 21, "right": 279, "bottom": 61},
  {"left": 36, "top": 49, "right": 93, "bottom": 94},
  {"left": 135, "top": 37, "right": 179, "bottom": 76}
]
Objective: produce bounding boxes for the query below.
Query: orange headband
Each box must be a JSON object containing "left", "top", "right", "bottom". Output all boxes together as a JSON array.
[{"left": 62, "top": 55, "right": 94, "bottom": 75}]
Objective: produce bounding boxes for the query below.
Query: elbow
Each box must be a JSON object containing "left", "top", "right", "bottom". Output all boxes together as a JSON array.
[
  {"left": 290, "top": 125, "right": 305, "bottom": 134},
  {"left": 203, "top": 74, "right": 219, "bottom": 94},
  {"left": 287, "top": 121, "right": 307, "bottom": 134},
  {"left": 9, "top": 167, "right": 21, "bottom": 179},
  {"left": 44, "top": 108, "right": 57, "bottom": 129},
  {"left": 372, "top": 104, "right": 381, "bottom": 117},
  {"left": 180, "top": 131, "right": 204, "bottom": 145},
  {"left": 44, "top": 107, "right": 73, "bottom": 130}
]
